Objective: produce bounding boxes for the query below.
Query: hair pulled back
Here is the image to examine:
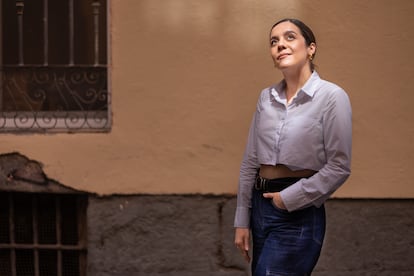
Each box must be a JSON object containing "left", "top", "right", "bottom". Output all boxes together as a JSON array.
[{"left": 270, "top": 18, "right": 317, "bottom": 71}]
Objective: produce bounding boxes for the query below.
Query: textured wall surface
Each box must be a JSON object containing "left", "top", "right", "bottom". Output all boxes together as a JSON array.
[
  {"left": 87, "top": 196, "right": 414, "bottom": 276},
  {"left": 2, "top": 0, "right": 413, "bottom": 197}
]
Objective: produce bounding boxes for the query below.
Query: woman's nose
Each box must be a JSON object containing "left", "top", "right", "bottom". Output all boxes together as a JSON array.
[
  {"left": 276, "top": 38, "right": 287, "bottom": 50},
  {"left": 277, "top": 42, "right": 286, "bottom": 51}
]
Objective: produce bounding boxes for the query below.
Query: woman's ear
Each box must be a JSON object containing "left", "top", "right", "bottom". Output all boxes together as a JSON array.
[{"left": 308, "top": 42, "right": 317, "bottom": 56}]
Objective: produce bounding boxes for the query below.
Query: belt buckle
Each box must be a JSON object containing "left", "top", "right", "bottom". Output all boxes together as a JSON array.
[{"left": 255, "top": 176, "right": 266, "bottom": 191}]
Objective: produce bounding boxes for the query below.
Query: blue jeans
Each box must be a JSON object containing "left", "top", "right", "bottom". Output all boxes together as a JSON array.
[{"left": 251, "top": 188, "right": 326, "bottom": 276}]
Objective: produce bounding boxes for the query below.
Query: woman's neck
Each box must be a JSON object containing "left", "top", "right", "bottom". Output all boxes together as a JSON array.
[{"left": 282, "top": 67, "right": 313, "bottom": 104}]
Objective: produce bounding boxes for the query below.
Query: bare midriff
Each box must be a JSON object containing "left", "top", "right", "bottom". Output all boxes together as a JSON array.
[{"left": 259, "top": 164, "right": 317, "bottom": 179}]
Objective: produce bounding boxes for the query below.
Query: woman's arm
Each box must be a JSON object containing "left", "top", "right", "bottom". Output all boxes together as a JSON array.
[
  {"left": 234, "top": 111, "right": 260, "bottom": 227},
  {"left": 280, "top": 88, "right": 352, "bottom": 211}
]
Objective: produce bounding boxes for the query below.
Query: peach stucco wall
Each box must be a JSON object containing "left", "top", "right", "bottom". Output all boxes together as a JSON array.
[{"left": 1, "top": 0, "right": 413, "bottom": 197}]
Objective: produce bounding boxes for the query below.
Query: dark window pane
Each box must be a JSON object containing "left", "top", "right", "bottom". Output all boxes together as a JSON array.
[
  {"left": 39, "top": 250, "right": 57, "bottom": 276},
  {"left": 23, "top": 0, "right": 44, "bottom": 64},
  {"left": 0, "top": 249, "right": 12, "bottom": 276},
  {"left": 1, "top": 0, "right": 18, "bottom": 64},
  {"left": 73, "top": 0, "right": 107, "bottom": 65},
  {"left": 14, "top": 193, "right": 33, "bottom": 244},
  {"left": 74, "top": 0, "right": 94, "bottom": 64},
  {"left": 62, "top": 250, "right": 80, "bottom": 276},
  {"left": 48, "top": 0, "right": 70, "bottom": 64},
  {"left": 16, "top": 249, "right": 34, "bottom": 276},
  {"left": 37, "top": 194, "right": 57, "bottom": 244},
  {"left": 98, "top": 0, "right": 108, "bottom": 64},
  {"left": 61, "top": 196, "right": 78, "bottom": 245},
  {"left": 0, "top": 193, "right": 10, "bottom": 243}
]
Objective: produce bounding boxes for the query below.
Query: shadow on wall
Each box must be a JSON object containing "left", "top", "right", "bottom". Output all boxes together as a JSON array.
[{"left": 134, "top": 0, "right": 300, "bottom": 53}]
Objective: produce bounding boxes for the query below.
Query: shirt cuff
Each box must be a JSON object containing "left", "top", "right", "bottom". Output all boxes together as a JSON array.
[
  {"left": 234, "top": 206, "right": 251, "bottom": 228},
  {"left": 279, "top": 181, "right": 311, "bottom": 212}
]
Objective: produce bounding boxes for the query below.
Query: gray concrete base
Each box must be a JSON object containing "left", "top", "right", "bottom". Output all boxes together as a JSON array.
[{"left": 87, "top": 196, "right": 414, "bottom": 276}]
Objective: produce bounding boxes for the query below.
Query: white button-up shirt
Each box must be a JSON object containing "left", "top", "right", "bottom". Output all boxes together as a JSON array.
[{"left": 234, "top": 71, "right": 352, "bottom": 228}]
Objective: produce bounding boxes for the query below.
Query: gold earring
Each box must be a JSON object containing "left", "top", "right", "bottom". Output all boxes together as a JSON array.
[{"left": 309, "top": 54, "right": 313, "bottom": 61}]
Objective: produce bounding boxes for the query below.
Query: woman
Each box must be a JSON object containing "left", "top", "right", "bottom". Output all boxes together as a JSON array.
[{"left": 234, "top": 18, "right": 352, "bottom": 275}]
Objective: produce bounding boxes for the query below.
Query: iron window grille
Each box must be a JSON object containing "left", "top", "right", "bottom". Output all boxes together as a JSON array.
[
  {"left": 0, "top": 0, "right": 110, "bottom": 132},
  {"left": 0, "top": 192, "right": 88, "bottom": 276}
]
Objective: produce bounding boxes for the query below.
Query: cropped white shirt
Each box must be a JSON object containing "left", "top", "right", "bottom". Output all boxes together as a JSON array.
[{"left": 234, "top": 71, "right": 352, "bottom": 228}]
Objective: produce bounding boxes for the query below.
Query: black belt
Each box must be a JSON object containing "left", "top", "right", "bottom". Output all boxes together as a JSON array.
[{"left": 254, "top": 176, "right": 302, "bottom": 192}]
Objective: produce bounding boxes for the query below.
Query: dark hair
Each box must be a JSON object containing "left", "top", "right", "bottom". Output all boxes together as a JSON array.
[{"left": 270, "top": 18, "right": 317, "bottom": 71}]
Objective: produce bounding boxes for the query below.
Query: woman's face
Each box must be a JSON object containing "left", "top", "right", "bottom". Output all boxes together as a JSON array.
[{"left": 270, "top": 21, "right": 315, "bottom": 71}]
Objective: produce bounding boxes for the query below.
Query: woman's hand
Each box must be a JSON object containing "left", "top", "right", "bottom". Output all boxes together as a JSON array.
[
  {"left": 263, "top": 192, "right": 287, "bottom": 210},
  {"left": 234, "top": 227, "right": 251, "bottom": 263}
]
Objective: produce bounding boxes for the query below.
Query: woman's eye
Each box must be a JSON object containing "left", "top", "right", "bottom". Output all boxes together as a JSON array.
[
  {"left": 287, "top": 34, "right": 295, "bottom": 40},
  {"left": 270, "top": 39, "right": 278, "bottom": 46}
]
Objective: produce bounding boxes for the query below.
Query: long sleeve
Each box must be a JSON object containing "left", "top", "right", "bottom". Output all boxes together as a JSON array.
[
  {"left": 280, "top": 88, "right": 352, "bottom": 211},
  {"left": 234, "top": 111, "right": 260, "bottom": 228}
]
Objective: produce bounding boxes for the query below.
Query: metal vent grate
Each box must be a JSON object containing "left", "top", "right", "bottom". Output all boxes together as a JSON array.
[{"left": 0, "top": 192, "right": 87, "bottom": 276}]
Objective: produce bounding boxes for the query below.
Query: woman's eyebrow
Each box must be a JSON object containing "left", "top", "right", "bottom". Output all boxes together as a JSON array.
[
  {"left": 271, "top": 30, "right": 298, "bottom": 39},
  {"left": 284, "top": 30, "right": 298, "bottom": 36}
]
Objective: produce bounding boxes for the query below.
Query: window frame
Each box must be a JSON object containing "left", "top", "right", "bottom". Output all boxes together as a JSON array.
[{"left": 0, "top": 0, "right": 111, "bottom": 133}]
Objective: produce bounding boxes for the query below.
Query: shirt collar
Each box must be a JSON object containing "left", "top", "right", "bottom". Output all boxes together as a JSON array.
[{"left": 270, "top": 71, "right": 321, "bottom": 102}]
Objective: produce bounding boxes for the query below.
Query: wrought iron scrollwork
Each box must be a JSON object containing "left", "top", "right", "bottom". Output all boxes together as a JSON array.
[{"left": 0, "top": 66, "right": 109, "bottom": 131}]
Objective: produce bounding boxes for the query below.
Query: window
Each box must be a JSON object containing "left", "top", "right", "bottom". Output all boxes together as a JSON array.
[
  {"left": 0, "top": 192, "right": 88, "bottom": 276},
  {"left": 0, "top": 0, "right": 110, "bottom": 132}
]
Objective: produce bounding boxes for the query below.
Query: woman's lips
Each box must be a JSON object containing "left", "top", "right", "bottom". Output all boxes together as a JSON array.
[{"left": 277, "top": 53, "right": 290, "bottom": 60}]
